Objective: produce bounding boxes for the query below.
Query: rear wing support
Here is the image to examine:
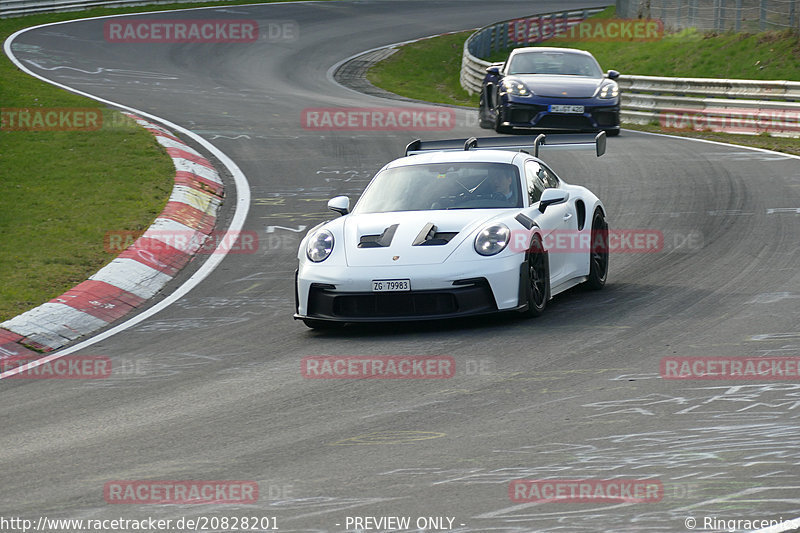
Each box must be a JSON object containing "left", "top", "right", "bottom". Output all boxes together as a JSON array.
[{"left": 405, "top": 132, "right": 606, "bottom": 158}]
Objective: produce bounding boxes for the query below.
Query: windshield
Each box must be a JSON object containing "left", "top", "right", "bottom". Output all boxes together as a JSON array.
[
  {"left": 508, "top": 51, "right": 603, "bottom": 77},
  {"left": 352, "top": 162, "right": 523, "bottom": 214}
]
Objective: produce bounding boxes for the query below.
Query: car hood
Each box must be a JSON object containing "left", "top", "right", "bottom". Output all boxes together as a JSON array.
[
  {"left": 342, "top": 210, "right": 506, "bottom": 267},
  {"left": 513, "top": 74, "right": 602, "bottom": 98}
]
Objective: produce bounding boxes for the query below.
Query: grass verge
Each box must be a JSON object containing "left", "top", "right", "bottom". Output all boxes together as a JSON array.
[
  {"left": 367, "top": 31, "right": 479, "bottom": 108},
  {"left": 366, "top": 7, "right": 800, "bottom": 155},
  {"left": 1, "top": 0, "right": 323, "bottom": 322}
]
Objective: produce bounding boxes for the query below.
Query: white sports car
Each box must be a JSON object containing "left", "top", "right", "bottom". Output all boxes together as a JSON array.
[{"left": 294, "top": 134, "right": 609, "bottom": 329}]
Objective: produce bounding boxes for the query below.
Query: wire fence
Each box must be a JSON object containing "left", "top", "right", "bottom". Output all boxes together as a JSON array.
[{"left": 616, "top": 0, "right": 799, "bottom": 31}]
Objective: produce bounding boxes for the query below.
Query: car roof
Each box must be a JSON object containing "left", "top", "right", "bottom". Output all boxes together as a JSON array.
[
  {"left": 510, "top": 47, "right": 594, "bottom": 57},
  {"left": 385, "top": 149, "right": 526, "bottom": 169}
]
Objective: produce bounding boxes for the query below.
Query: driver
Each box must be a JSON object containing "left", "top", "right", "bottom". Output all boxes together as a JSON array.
[{"left": 487, "top": 167, "right": 515, "bottom": 204}]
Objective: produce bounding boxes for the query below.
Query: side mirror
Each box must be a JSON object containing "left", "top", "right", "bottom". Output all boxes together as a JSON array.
[
  {"left": 538, "top": 189, "right": 569, "bottom": 213},
  {"left": 486, "top": 65, "right": 501, "bottom": 76},
  {"left": 606, "top": 69, "right": 620, "bottom": 80},
  {"left": 327, "top": 196, "right": 350, "bottom": 216}
]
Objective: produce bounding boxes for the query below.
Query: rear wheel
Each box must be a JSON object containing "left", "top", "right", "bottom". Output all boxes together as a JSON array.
[
  {"left": 584, "top": 210, "right": 608, "bottom": 290},
  {"left": 522, "top": 234, "right": 549, "bottom": 317}
]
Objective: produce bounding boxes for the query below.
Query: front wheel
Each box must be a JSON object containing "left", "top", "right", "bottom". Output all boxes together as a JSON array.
[
  {"left": 584, "top": 210, "right": 608, "bottom": 290},
  {"left": 521, "top": 234, "right": 549, "bottom": 317},
  {"left": 479, "top": 91, "right": 494, "bottom": 129}
]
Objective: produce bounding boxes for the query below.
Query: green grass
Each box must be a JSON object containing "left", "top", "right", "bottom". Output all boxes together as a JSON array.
[
  {"left": 0, "top": 121, "right": 175, "bottom": 321},
  {"left": 1, "top": 0, "right": 335, "bottom": 322},
  {"left": 488, "top": 27, "right": 800, "bottom": 81},
  {"left": 366, "top": 6, "right": 800, "bottom": 155},
  {"left": 367, "top": 32, "right": 479, "bottom": 108}
]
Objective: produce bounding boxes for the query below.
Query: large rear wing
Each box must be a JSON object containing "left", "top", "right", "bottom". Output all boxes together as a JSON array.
[{"left": 404, "top": 132, "right": 606, "bottom": 158}]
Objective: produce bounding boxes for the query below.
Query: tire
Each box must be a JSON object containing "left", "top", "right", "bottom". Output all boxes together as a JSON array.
[
  {"left": 584, "top": 210, "right": 609, "bottom": 290},
  {"left": 521, "top": 234, "right": 549, "bottom": 317},
  {"left": 478, "top": 91, "right": 494, "bottom": 129},
  {"left": 604, "top": 128, "right": 620, "bottom": 137},
  {"left": 303, "top": 318, "right": 344, "bottom": 330}
]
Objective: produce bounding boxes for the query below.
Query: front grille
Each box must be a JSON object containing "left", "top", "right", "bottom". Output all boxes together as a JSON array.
[
  {"left": 307, "top": 279, "right": 497, "bottom": 320},
  {"left": 334, "top": 292, "right": 457, "bottom": 317},
  {"left": 510, "top": 109, "right": 535, "bottom": 123},
  {"left": 594, "top": 111, "right": 618, "bottom": 127}
]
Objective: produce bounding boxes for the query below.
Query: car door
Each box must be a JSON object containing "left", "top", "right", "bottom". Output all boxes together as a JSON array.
[
  {"left": 538, "top": 162, "right": 584, "bottom": 281},
  {"left": 523, "top": 160, "right": 575, "bottom": 286}
]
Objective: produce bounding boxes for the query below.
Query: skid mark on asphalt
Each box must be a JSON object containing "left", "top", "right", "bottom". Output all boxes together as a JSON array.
[{"left": 329, "top": 430, "right": 446, "bottom": 446}]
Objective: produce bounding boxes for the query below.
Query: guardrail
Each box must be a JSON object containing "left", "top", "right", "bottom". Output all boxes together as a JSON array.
[
  {"left": 460, "top": 8, "right": 604, "bottom": 94},
  {"left": 461, "top": 15, "right": 800, "bottom": 137},
  {"left": 0, "top": 0, "right": 231, "bottom": 18},
  {"left": 620, "top": 75, "right": 800, "bottom": 136}
]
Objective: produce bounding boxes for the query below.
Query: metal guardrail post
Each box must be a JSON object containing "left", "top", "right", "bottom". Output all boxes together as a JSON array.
[
  {"left": 735, "top": 0, "right": 742, "bottom": 31},
  {"left": 760, "top": 0, "right": 767, "bottom": 31}
]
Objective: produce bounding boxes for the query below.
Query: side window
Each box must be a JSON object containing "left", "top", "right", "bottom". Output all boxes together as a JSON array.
[
  {"left": 524, "top": 160, "right": 546, "bottom": 204},
  {"left": 538, "top": 164, "right": 560, "bottom": 188}
]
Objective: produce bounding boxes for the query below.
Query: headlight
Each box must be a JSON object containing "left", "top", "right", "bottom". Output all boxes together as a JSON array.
[
  {"left": 306, "top": 230, "right": 334, "bottom": 262},
  {"left": 599, "top": 82, "right": 619, "bottom": 99},
  {"left": 502, "top": 79, "right": 531, "bottom": 97},
  {"left": 474, "top": 224, "right": 510, "bottom": 256}
]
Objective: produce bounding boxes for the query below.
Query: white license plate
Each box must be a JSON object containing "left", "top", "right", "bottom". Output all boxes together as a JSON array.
[
  {"left": 372, "top": 279, "right": 410, "bottom": 292},
  {"left": 549, "top": 105, "right": 584, "bottom": 114}
]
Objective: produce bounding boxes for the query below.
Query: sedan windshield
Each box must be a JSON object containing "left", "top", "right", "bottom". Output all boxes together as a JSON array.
[
  {"left": 508, "top": 51, "right": 603, "bottom": 77},
  {"left": 352, "top": 162, "right": 523, "bottom": 214}
]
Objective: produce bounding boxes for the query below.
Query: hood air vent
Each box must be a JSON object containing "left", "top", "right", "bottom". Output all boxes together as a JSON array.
[
  {"left": 358, "top": 224, "right": 399, "bottom": 248},
  {"left": 412, "top": 222, "right": 458, "bottom": 246}
]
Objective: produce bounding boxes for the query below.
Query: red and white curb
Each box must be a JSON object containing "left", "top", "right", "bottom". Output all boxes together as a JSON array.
[{"left": 0, "top": 112, "right": 223, "bottom": 354}]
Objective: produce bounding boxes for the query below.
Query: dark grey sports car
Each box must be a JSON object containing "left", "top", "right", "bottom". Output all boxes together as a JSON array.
[{"left": 479, "top": 47, "right": 620, "bottom": 136}]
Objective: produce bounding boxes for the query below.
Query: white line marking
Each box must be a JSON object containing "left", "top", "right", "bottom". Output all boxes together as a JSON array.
[{"left": 0, "top": 5, "right": 293, "bottom": 377}]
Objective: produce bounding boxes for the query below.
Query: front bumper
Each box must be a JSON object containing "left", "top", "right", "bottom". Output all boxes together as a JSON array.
[
  {"left": 295, "top": 255, "right": 524, "bottom": 322},
  {"left": 498, "top": 98, "right": 620, "bottom": 132}
]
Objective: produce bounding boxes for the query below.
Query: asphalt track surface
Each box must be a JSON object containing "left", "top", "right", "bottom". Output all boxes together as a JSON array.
[{"left": 3, "top": 1, "right": 800, "bottom": 532}]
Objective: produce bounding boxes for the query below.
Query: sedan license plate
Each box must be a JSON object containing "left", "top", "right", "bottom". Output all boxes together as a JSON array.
[
  {"left": 549, "top": 104, "right": 584, "bottom": 114},
  {"left": 372, "top": 279, "right": 410, "bottom": 292}
]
